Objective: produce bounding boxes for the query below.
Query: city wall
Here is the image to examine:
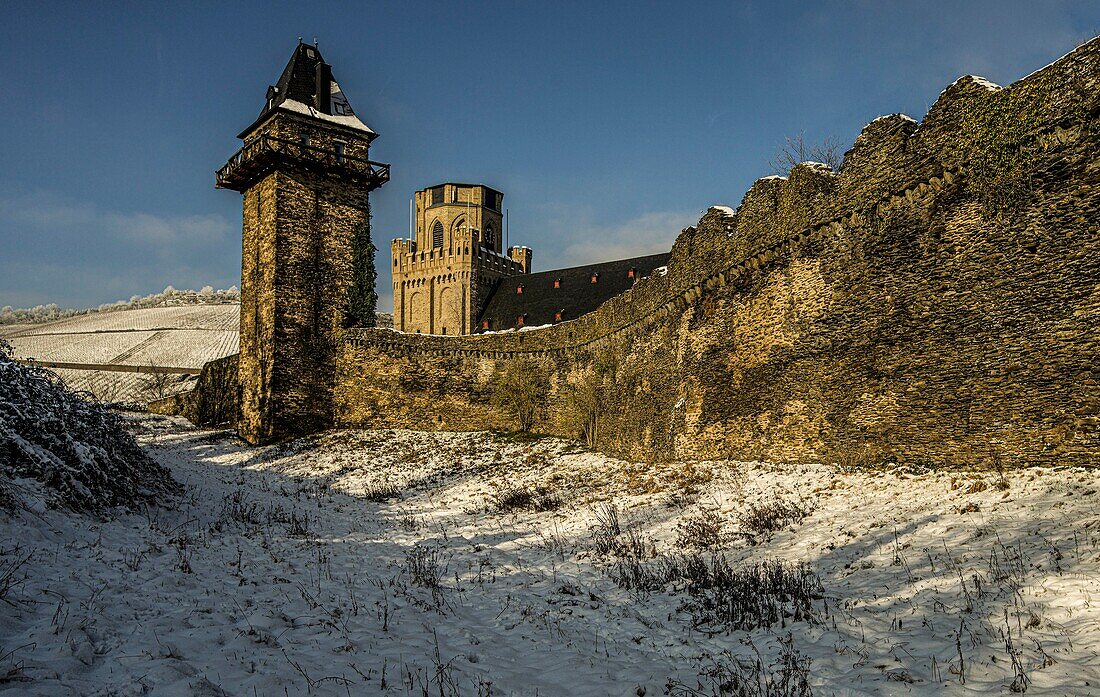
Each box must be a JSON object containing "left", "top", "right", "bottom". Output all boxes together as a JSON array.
[{"left": 333, "top": 40, "right": 1100, "bottom": 467}]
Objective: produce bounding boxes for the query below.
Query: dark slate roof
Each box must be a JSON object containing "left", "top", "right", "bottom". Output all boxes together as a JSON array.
[
  {"left": 238, "top": 43, "right": 376, "bottom": 139},
  {"left": 477, "top": 252, "right": 670, "bottom": 331}
]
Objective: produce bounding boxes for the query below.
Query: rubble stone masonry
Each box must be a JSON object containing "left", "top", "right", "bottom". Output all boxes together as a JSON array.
[{"left": 332, "top": 40, "right": 1100, "bottom": 467}]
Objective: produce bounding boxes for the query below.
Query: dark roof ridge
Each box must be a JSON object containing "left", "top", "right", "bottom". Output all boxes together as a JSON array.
[{"left": 527, "top": 252, "right": 670, "bottom": 278}]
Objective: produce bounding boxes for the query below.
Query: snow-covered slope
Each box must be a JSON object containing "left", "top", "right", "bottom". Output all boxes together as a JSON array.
[
  {"left": 0, "top": 349, "right": 179, "bottom": 512},
  {"left": 0, "top": 418, "right": 1097, "bottom": 694}
]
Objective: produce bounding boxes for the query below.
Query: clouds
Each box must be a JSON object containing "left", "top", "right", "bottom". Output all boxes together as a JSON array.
[
  {"left": 533, "top": 206, "right": 701, "bottom": 272},
  {"left": 105, "top": 211, "right": 230, "bottom": 246},
  {"left": 0, "top": 194, "right": 232, "bottom": 248},
  {"left": 0, "top": 192, "right": 237, "bottom": 308}
]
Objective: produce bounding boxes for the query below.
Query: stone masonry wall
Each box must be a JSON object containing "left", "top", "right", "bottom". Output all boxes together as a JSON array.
[
  {"left": 334, "top": 39, "right": 1100, "bottom": 467},
  {"left": 237, "top": 111, "right": 374, "bottom": 444},
  {"left": 149, "top": 354, "right": 238, "bottom": 426}
]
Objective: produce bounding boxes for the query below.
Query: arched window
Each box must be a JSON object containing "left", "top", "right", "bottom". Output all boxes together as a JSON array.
[
  {"left": 451, "top": 216, "right": 468, "bottom": 241},
  {"left": 431, "top": 220, "right": 444, "bottom": 248},
  {"left": 483, "top": 222, "right": 495, "bottom": 248}
]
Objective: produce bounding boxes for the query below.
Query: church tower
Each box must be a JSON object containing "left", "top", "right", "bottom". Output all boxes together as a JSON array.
[
  {"left": 217, "top": 43, "right": 389, "bottom": 444},
  {"left": 393, "top": 183, "right": 531, "bottom": 335}
]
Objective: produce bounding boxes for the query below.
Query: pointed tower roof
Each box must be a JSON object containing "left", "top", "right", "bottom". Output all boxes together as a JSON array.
[{"left": 238, "top": 42, "right": 377, "bottom": 140}]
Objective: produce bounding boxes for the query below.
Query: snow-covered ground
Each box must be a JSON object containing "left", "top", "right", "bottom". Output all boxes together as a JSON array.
[{"left": 1, "top": 416, "right": 1097, "bottom": 695}]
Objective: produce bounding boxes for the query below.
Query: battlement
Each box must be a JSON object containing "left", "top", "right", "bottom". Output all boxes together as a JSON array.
[{"left": 335, "top": 37, "right": 1100, "bottom": 466}]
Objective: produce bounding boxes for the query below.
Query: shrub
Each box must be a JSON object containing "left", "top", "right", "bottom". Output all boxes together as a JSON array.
[
  {"left": 666, "top": 634, "right": 813, "bottom": 696},
  {"left": 405, "top": 544, "right": 446, "bottom": 590},
  {"left": 613, "top": 554, "right": 825, "bottom": 632},
  {"left": 560, "top": 351, "right": 620, "bottom": 448},
  {"left": 490, "top": 359, "right": 550, "bottom": 432},
  {"left": 590, "top": 502, "right": 623, "bottom": 555},
  {"left": 740, "top": 497, "right": 813, "bottom": 541},
  {"left": 363, "top": 481, "right": 402, "bottom": 502},
  {"left": 0, "top": 341, "right": 179, "bottom": 512},
  {"left": 489, "top": 484, "right": 562, "bottom": 513},
  {"left": 676, "top": 507, "right": 726, "bottom": 550}
]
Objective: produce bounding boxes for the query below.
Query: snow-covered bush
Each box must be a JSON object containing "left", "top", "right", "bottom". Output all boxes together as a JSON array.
[
  {"left": 0, "top": 285, "right": 241, "bottom": 325},
  {"left": 0, "top": 341, "right": 179, "bottom": 512}
]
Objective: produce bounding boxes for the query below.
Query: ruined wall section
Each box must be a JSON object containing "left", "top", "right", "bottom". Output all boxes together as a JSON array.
[
  {"left": 335, "top": 40, "right": 1100, "bottom": 466},
  {"left": 149, "top": 354, "right": 238, "bottom": 427}
]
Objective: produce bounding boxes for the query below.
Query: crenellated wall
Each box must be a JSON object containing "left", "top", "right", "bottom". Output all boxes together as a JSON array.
[{"left": 333, "top": 39, "right": 1100, "bottom": 467}]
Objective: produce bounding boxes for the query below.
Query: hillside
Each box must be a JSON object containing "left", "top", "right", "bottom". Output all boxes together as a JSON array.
[
  {"left": 1, "top": 305, "right": 393, "bottom": 405},
  {"left": 0, "top": 416, "right": 1096, "bottom": 694},
  {"left": 1, "top": 306, "right": 240, "bottom": 405}
]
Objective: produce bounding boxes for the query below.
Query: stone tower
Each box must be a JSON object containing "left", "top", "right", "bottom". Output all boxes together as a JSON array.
[
  {"left": 392, "top": 183, "right": 531, "bottom": 334},
  {"left": 217, "top": 43, "right": 389, "bottom": 444}
]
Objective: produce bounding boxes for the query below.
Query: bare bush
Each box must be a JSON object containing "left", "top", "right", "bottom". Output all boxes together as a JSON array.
[
  {"left": 405, "top": 544, "right": 446, "bottom": 591},
  {"left": 769, "top": 132, "right": 843, "bottom": 175},
  {"left": 489, "top": 484, "right": 562, "bottom": 513},
  {"left": 613, "top": 554, "right": 825, "bottom": 632},
  {"left": 590, "top": 503, "right": 623, "bottom": 555},
  {"left": 676, "top": 507, "right": 726, "bottom": 550},
  {"left": 0, "top": 546, "right": 32, "bottom": 604},
  {"left": 740, "top": 497, "right": 813, "bottom": 541},
  {"left": 363, "top": 482, "right": 402, "bottom": 502},
  {"left": 490, "top": 358, "right": 550, "bottom": 432},
  {"left": 561, "top": 350, "right": 620, "bottom": 448},
  {"left": 141, "top": 363, "right": 175, "bottom": 402},
  {"left": 665, "top": 634, "right": 813, "bottom": 696}
]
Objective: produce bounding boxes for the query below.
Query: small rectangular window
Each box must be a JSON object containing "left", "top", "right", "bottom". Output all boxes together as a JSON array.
[
  {"left": 430, "top": 186, "right": 444, "bottom": 205},
  {"left": 334, "top": 142, "right": 346, "bottom": 163},
  {"left": 300, "top": 132, "right": 310, "bottom": 148}
]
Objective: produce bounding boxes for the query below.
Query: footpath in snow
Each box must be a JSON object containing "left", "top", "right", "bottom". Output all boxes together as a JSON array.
[{"left": 1, "top": 415, "right": 1098, "bottom": 695}]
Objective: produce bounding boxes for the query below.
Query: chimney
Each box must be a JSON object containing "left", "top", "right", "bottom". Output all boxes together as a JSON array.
[{"left": 314, "top": 62, "right": 332, "bottom": 114}]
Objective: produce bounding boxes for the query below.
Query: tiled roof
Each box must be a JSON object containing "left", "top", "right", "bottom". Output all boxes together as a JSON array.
[{"left": 477, "top": 253, "right": 670, "bottom": 331}]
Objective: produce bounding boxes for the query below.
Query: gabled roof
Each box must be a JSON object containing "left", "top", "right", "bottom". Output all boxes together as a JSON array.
[
  {"left": 237, "top": 43, "right": 376, "bottom": 140},
  {"left": 477, "top": 252, "right": 670, "bottom": 331}
]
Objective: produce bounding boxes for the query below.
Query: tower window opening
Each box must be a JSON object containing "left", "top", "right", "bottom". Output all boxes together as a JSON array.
[
  {"left": 334, "top": 142, "right": 346, "bottom": 163},
  {"left": 300, "top": 132, "right": 310, "bottom": 148},
  {"left": 431, "top": 220, "right": 444, "bottom": 248},
  {"left": 430, "top": 186, "right": 444, "bottom": 206}
]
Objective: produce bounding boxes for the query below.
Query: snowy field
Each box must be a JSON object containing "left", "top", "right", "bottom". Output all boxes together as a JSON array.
[
  {"left": 0, "top": 306, "right": 240, "bottom": 404},
  {"left": 0, "top": 306, "right": 240, "bottom": 338},
  {"left": 1, "top": 416, "right": 1098, "bottom": 695}
]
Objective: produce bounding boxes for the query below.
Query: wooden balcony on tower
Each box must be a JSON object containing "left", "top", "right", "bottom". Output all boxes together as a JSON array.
[{"left": 216, "top": 135, "right": 390, "bottom": 192}]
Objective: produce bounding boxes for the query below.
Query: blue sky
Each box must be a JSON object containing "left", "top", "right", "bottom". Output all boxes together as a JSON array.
[{"left": 1, "top": 1, "right": 1096, "bottom": 311}]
